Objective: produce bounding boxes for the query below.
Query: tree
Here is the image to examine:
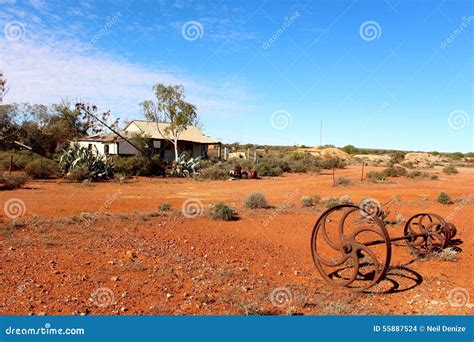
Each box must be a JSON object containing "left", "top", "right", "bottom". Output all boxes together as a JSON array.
[
  {"left": 342, "top": 144, "right": 357, "bottom": 154},
  {"left": 0, "top": 70, "right": 7, "bottom": 104},
  {"left": 140, "top": 84, "right": 198, "bottom": 162}
]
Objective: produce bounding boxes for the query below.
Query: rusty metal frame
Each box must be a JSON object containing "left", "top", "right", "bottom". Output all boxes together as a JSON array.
[{"left": 311, "top": 204, "right": 458, "bottom": 290}]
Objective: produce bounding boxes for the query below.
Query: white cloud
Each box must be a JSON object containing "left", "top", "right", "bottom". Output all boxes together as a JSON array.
[{"left": 0, "top": 36, "right": 257, "bottom": 128}]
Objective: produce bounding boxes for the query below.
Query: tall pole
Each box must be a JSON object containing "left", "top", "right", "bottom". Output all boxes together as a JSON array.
[{"left": 320, "top": 120, "right": 322, "bottom": 147}]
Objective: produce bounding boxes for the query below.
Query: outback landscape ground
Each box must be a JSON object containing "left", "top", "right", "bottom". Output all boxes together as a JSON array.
[{"left": 0, "top": 165, "right": 472, "bottom": 315}]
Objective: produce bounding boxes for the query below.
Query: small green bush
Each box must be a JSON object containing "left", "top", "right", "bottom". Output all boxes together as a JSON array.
[
  {"left": 437, "top": 192, "right": 453, "bottom": 205},
  {"left": 383, "top": 165, "right": 407, "bottom": 177},
  {"left": 66, "top": 165, "right": 89, "bottom": 182},
  {"left": 208, "top": 202, "right": 236, "bottom": 221},
  {"left": 334, "top": 177, "right": 352, "bottom": 186},
  {"left": 158, "top": 203, "right": 172, "bottom": 213},
  {"left": 442, "top": 165, "right": 458, "bottom": 175},
  {"left": 199, "top": 165, "right": 229, "bottom": 180},
  {"left": 367, "top": 171, "right": 387, "bottom": 183},
  {"left": 0, "top": 174, "right": 28, "bottom": 190},
  {"left": 243, "top": 192, "right": 269, "bottom": 209},
  {"left": 25, "top": 159, "right": 58, "bottom": 179}
]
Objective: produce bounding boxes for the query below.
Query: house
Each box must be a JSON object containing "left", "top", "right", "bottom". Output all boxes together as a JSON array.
[{"left": 78, "top": 120, "right": 221, "bottom": 162}]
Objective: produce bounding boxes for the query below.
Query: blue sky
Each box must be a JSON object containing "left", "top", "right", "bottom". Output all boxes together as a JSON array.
[{"left": 0, "top": 0, "right": 472, "bottom": 152}]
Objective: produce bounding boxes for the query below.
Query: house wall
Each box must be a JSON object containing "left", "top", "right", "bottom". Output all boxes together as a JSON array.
[
  {"left": 117, "top": 140, "right": 140, "bottom": 155},
  {"left": 77, "top": 141, "right": 115, "bottom": 155}
]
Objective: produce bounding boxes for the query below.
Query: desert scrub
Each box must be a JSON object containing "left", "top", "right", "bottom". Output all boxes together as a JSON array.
[
  {"left": 334, "top": 177, "right": 352, "bottom": 186},
  {"left": 437, "top": 192, "right": 453, "bottom": 205},
  {"left": 383, "top": 165, "right": 407, "bottom": 177},
  {"left": 442, "top": 165, "right": 458, "bottom": 174},
  {"left": 322, "top": 197, "right": 339, "bottom": 208},
  {"left": 430, "top": 174, "right": 438, "bottom": 180},
  {"left": 301, "top": 196, "right": 314, "bottom": 207},
  {"left": 199, "top": 165, "right": 229, "bottom": 180},
  {"left": 406, "top": 171, "right": 429, "bottom": 178},
  {"left": 0, "top": 174, "right": 28, "bottom": 190},
  {"left": 208, "top": 202, "right": 236, "bottom": 221},
  {"left": 158, "top": 203, "right": 172, "bottom": 213},
  {"left": 432, "top": 247, "right": 459, "bottom": 261},
  {"left": 25, "top": 159, "right": 58, "bottom": 179},
  {"left": 366, "top": 171, "right": 387, "bottom": 183},
  {"left": 243, "top": 192, "right": 269, "bottom": 209}
]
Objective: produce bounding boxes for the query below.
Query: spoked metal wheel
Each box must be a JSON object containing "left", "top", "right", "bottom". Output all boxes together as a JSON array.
[{"left": 311, "top": 205, "right": 392, "bottom": 291}]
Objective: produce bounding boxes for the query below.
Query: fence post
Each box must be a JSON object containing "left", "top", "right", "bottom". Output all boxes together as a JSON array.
[
  {"left": 332, "top": 167, "right": 335, "bottom": 186},
  {"left": 9, "top": 155, "right": 13, "bottom": 176},
  {"left": 361, "top": 162, "right": 365, "bottom": 182}
]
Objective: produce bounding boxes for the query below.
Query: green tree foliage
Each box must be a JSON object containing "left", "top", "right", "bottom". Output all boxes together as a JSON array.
[{"left": 140, "top": 84, "right": 198, "bottom": 162}]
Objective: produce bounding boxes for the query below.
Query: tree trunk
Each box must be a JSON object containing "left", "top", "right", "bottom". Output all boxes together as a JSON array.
[{"left": 174, "top": 137, "right": 179, "bottom": 162}]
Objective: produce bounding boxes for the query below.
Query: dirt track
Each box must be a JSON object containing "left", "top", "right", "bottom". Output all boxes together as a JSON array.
[{"left": 0, "top": 166, "right": 472, "bottom": 315}]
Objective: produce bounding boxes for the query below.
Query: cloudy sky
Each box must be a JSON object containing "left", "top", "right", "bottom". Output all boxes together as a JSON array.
[{"left": 0, "top": 0, "right": 472, "bottom": 151}]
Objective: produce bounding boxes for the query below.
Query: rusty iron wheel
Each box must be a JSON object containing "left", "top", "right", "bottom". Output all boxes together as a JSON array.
[
  {"left": 403, "top": 213, "right": 448, "bottom": 254},
  {"left": 311, "top": 204, "right": 392, "bottom": 291}
]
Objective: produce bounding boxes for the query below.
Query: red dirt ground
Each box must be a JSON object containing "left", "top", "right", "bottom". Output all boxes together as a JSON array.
[{"left": 0, "top": 165, "right": 472, "bottom": 315}]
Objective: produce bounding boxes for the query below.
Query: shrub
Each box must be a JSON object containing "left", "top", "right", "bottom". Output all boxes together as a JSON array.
[
  {"left": 301, "top": 196, "right": 314, "bottom": 207},
  {"left": 430, "top": 174, "right": 438, "bottom": 180},
  {"left": 334, "top": 177, "right": 352, "bottom": 186},
  {"left": 383, "top": 165, "right": 407, "bottom": 177},
  {"left": 112, "top": 155, "right": 166, "bottom": 177},
  {"left": 66, "top": 165, "right": 89, "bottom": 182},
  {"left": 367, "top": 171, "right": 387, "bottom": 183},
  {"left": 442, "top": 165, "right": 458, "bottom": 174},
  {"left": 208, "top": 202, "right": 236, "bottom": 221},
  {"left": 0, "top": 151, "right": 37, "bottom": 171},
  {"left": 243, "top": 192, "right": 269, "bottom": 209},
  {"left": 25, "top": 159, "right": 58, "bottom": 179},
  {"left": 322, "top": 197, "right": 339, "bottom": 208},
  {"left": 199, "top": 165, "right": 229, "bottom": 180},
  {"left": 437, "top": 192, "right": 453, "bottom": 205},
  {"left": 158, "top": 203, "right": 172, "bottom": 213},
  {"left": 0, "top": 174, "right": 28, "bottom": 190}
]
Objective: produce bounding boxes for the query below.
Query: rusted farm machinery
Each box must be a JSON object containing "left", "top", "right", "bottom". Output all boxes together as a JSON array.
[{"left": 311, "top": 203, "right": 458, "bottom": 291}]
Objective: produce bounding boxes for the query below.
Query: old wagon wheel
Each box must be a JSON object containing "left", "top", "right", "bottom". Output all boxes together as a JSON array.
[
  {"left": 403, "top": 213, "right": 448, "bottom": 254},
  {"left": 311, "top": 204, "right": 392, "bottom": 291}
]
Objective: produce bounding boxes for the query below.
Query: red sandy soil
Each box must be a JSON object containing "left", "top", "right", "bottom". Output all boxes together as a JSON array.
[{"left": 0, "top": 165, "right": 472, "bottom": 315}]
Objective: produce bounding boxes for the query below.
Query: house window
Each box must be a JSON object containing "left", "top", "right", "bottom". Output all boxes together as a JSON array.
[
  {"left": 88, "top": 144, "right": 92, "bottom": 151},
  {"left": 104, "top": 144, "right": 109, "bottom": 155}
]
